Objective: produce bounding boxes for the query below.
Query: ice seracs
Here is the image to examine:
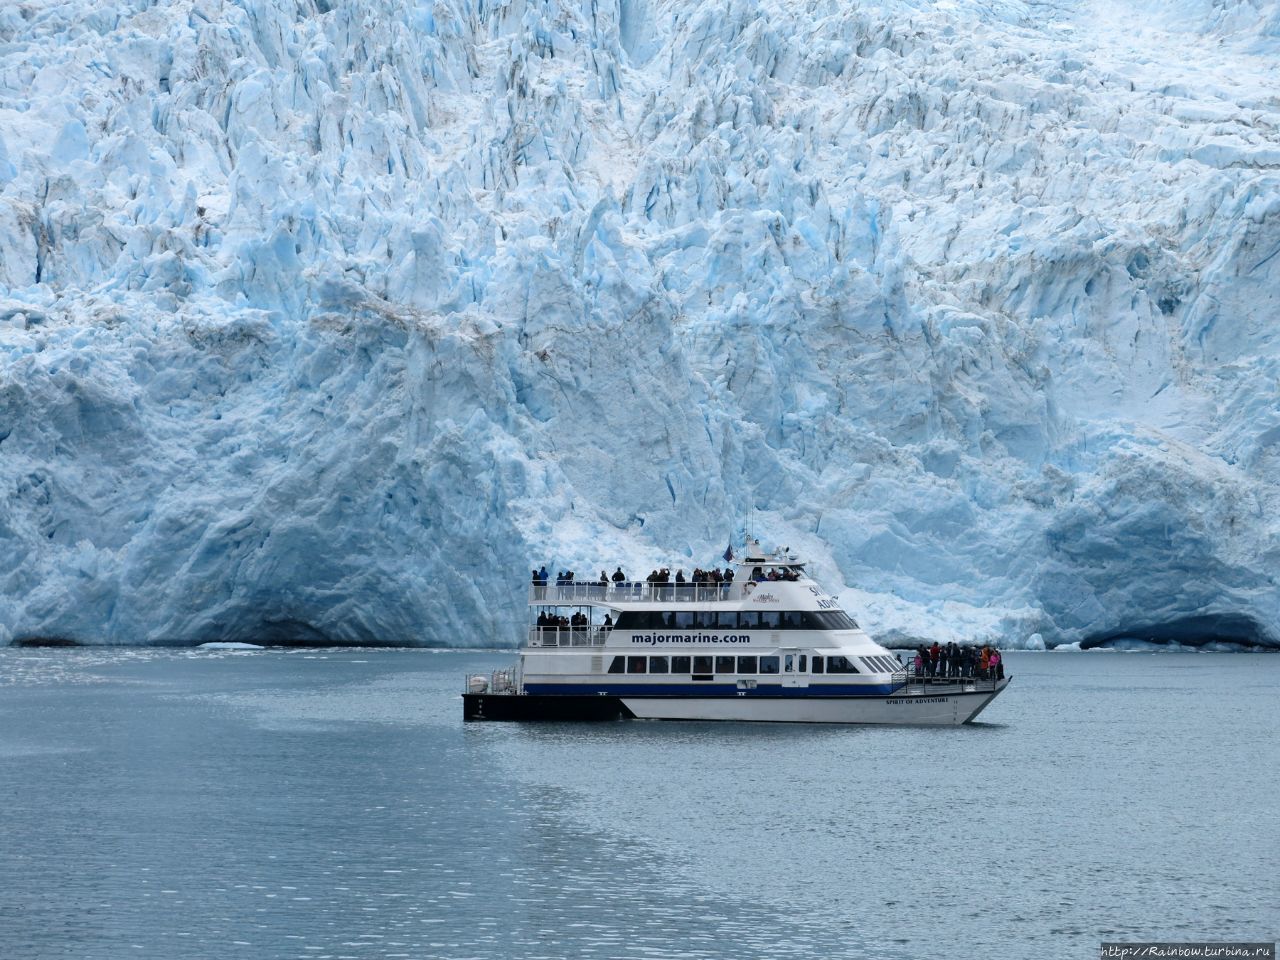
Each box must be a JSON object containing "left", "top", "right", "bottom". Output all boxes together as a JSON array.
[{"left": 0, "top": 0, "right": 1278, "bottom": 649}]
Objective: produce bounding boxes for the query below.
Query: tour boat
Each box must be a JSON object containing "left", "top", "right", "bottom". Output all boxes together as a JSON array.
[{"left": 463, "top": 542, "right": 1010, "bottom": 724}]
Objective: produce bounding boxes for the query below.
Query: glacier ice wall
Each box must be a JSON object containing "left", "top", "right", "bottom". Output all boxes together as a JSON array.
[{"left": 0, "top": 0, "right": 1278, "bottom": 647}]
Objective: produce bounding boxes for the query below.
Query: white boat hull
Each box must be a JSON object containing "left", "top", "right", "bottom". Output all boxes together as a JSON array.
[{"left": 620, "top": 680, "right": 1010, "bottom": 725}]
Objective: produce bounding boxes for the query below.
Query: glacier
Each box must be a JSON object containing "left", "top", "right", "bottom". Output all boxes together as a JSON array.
[{"left": 0, "top": 0, "right": 1278, "bottom": 648}]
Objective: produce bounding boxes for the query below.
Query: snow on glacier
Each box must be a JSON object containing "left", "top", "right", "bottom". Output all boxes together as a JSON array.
[{"left": 0, "top": 0, "right": 1278, "bottom": 647}]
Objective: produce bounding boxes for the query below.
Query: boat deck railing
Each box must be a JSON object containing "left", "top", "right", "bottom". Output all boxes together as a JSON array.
[
  {"left": 526, "top": 626, "right": 610, "bottom": 648},
  {"left": 529, "top": 582, "right": 754, "bottom": 605},
  {"left": 464, "top": 668, "right": 517, "bottom": 695},
  {"left": 893, "top": 672, "right": 1004, "bottom": 693}
]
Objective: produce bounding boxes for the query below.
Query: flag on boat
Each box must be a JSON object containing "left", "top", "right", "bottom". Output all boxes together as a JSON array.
[{"left": 723, "top": 543, "right": 734, "bottom": 562}]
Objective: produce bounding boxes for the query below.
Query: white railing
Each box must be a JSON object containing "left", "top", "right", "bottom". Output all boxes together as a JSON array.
[
  {"left": 464, "top": 669, "right": 516, "bottom": 694},
  {"left": 896, "top": 671, "right": 1002, "bottom": 691},
  {"left": 528, "top": 581, "right": 751, "bottom": 604},
  {"left": 526, "top": 626, "right": 610, "bottom": 647}
]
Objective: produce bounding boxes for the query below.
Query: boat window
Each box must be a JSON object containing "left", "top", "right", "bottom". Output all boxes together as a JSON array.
[
  {"left": 759, "top": 611, "right": 780, "bottom": 629},
  {"left": 812, "top": 656, "right": 824, "bottom": 673},
  {"left": 715, "top": 656, "right": 735, "bottom": 674},
  {"left": 672, "top": 655, "right": 691, "bottom": 673},
  {"left": 737, "top": 611, "right": 759, "bottom": 628},
  {"left": 693, "top": 656, "right": 713, "bottom": 674},
  {"left": 608, "top": 656, "right": 625, "bottom": 674},
  {"left": 627, "top": 656, "right": 647, "bottom": 674},
  {"left": 779, "top": 612, "right": 800, "bottom": 629},
  {"left": 716, "top": 610, "right": 738, "bottom": 628},
  {"left": 759, "top": 656, "right": 780, "bottom": 674},
  {"left": 801, "top": 611, "right": 859, "bottom": 631},
  {"left": 799, "top": 655, "right": 807, "bottom": 671},
  {"left": 675, "top": 611, "right": 695, "bottom": 628},
  {"left": 615, "top": 611, "right": 663, "bottom": 630},
  {"left": 826, "top": 656, "right": 859, "bottom": 674},
  {"left": 784, "top": 654, "right": 795, "bottom": 672},
  {"left": 650, "top": 656, "right": 669, "bottom": 674},
  {"left": 737, "top": 656, "right": 758, "bottom": 673}
]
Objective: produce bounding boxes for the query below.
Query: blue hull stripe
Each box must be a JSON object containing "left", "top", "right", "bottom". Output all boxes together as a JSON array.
[{"left": 522, "top": 682, "right": 903, "bottom": 698}]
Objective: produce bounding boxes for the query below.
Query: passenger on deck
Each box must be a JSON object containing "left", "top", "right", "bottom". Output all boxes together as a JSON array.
[{"left": 612, "top": 567, "right": 626, "bottom": 583}]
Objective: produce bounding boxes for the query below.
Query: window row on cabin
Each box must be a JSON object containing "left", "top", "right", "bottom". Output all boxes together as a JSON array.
[
  {"left": 606, "top": 654, "right": 873, "bottom": 675},
  {"left": 611, "top": 610, "right": 859, "bottom": 630}
]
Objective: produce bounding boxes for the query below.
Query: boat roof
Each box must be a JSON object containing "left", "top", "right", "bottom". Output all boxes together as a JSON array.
[{"left": 737, "top": 540, "right": 804, "bottom": 568}]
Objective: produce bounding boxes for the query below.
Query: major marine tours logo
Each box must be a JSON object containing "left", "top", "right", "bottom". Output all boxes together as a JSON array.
[
  {"left": 750, "top": 593, "right": 780, "bottom": 604},
  {"left": 630, "top": 633, "right": 752, "bottom": 645}
]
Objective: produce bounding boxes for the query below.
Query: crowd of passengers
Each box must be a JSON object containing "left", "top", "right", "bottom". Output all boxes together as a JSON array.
[
  {"left": 912, "top": 642, "right": 1004, "bottom": 680},
  {"left": 639, "top": 566, "right": 738, "bottom": 586},
  {"left": 530, "top": 562, "right": 806, "bottom": 590},
  {"left": 535, "top": 611, "right": 613, "bottom": 632}
]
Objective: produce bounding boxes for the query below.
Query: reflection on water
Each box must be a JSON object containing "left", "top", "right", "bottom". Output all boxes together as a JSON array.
[{"left": 0, "top": 648, "right": 1275, "bottom": 960}]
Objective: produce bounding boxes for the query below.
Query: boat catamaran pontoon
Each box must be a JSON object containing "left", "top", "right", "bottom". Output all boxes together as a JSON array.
[{"left": 463, "top": 542, "right": 1010, "bottom": 724}]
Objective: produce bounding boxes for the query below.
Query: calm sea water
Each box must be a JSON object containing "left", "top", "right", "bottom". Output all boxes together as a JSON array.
[{"left": 0, "top": 648, "right": 1275, "bottom": 960}]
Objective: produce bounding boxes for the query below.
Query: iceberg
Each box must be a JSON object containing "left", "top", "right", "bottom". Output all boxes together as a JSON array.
[{"left": 0, "top": 0, "right": 1277, "bottom": 648}]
